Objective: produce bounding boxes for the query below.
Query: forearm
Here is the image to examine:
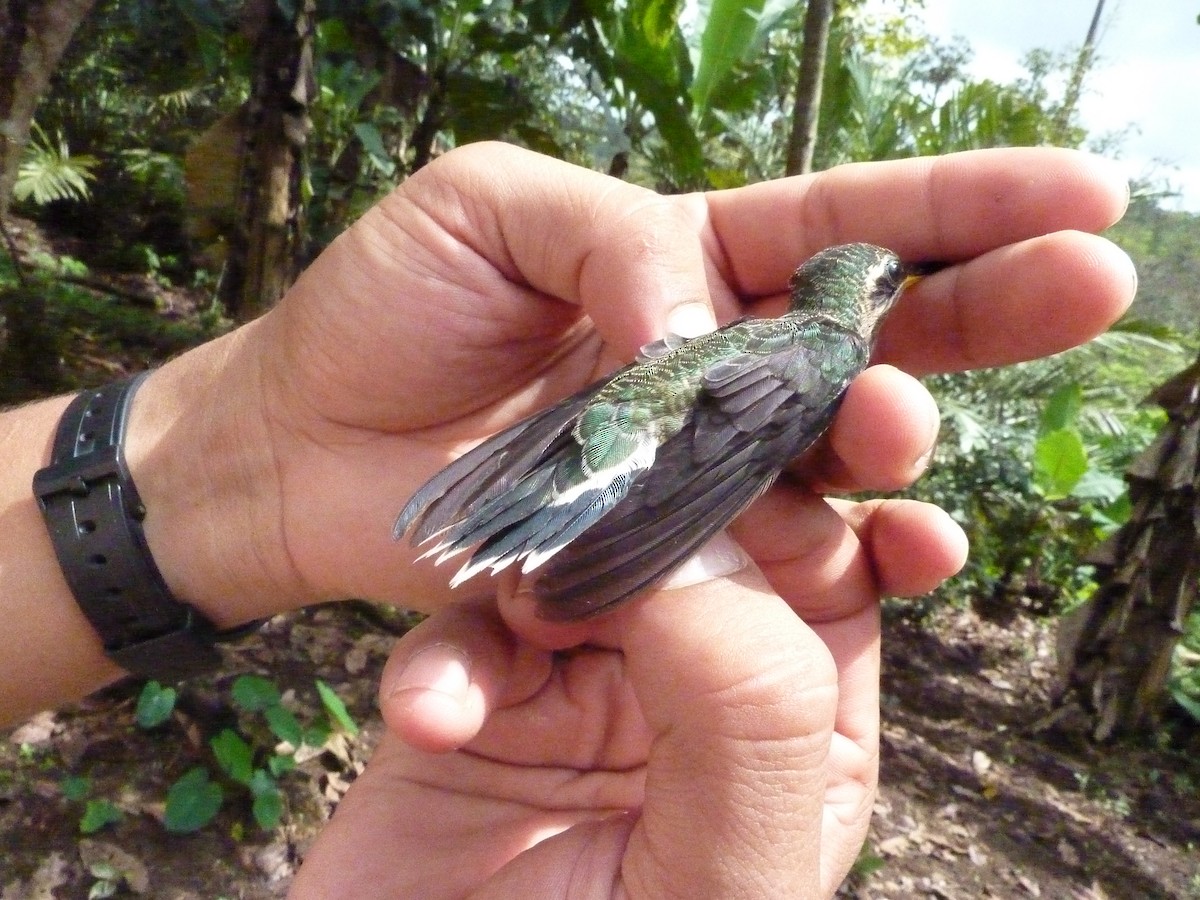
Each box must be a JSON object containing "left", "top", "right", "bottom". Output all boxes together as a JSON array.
[
  {"left": 0, "top": 392, "right": 124, "bottom": 720},
  {"left": 0, "top": 322, "right": 304, "bottom": 725}
]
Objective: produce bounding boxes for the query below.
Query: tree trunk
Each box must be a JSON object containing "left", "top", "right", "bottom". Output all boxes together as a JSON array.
[
  {"left": 1051, "top": 0, "right": 1105, "bottom": 144},
  {"left": 0, "top": 0, "right": 96, "bottom": 395},
  {"left": 784, "top": 0, "right": 836, "bottom": 176},
  {"left": 0, "top": 0, "right": 97, "bottom": 219},
  {"left": 1051, "top": 355, "right": 1200, "bottom": 740},
  {"left": 218, "top": 0, "right": 315, "bottom": 322}
]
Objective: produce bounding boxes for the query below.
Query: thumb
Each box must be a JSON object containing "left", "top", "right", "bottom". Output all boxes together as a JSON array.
[{"left": 596, "top": 569, "right": 840, "bottom": 898}]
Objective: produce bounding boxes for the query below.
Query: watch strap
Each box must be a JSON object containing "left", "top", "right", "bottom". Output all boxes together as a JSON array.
[{"left": 33, "top": 374, "right": 246, "bottom": 681}]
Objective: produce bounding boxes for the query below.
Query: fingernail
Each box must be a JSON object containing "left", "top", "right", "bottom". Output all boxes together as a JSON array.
[
  {"left": 661, "top": 530, "right": 749, "bottom": 590},
  {"left": 387, "top": 643, "right": 471, "bottom": 702},
  {"left": 913, "top": 402, "right": 941, "bottom": 473},
  {"left": 667, "top": 301, "right": 717, "bottom": 339},
  {"left": 913, "top": 446, "right": 935, "bottom": 474}
]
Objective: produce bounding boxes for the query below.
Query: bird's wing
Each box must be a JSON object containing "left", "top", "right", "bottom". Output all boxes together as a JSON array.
[
  {"left": 394, "top": 376, "right": 612, "bottom": 543},
  {"left": 534, "top": 322, "right": 868, "bottom": 620},
  {"left": 395, "top": 364, "right": 659, "bottom": 583}
]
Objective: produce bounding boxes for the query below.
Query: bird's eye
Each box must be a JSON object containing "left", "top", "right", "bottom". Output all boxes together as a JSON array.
[{"left": 885, "top": 258, "right": 904, "bottom": 284}]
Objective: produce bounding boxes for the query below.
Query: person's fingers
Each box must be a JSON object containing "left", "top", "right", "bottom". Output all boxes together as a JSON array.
[
  {"left": 703, "top": 147, "right": 1128, "bottom": 292},
  {"left": 394, "top": 142, "right": 720, "bottom": 359},
  {"left": 591, "top": 571, "right": 864, "bottom": 897},
  {"left": 876, "top": 230, "right": 1137, "bottom": 373},
  {"left": 272, "top": 142, "right": 720, "bottom": 433},
  {"left": 802, "top": 364, "right": 940, "bottom": 493},
  {"left": 468, "top": 816, "right": 636, "bottom": 899},
  {"left": 377, "top": 597, "right": 552, "bottom": 752},
  {"left": 727, "top": 493, "right": 966, "bottom": 883},
  {"left": 830, "top": 496, "right": 969, "bottom": 597},
  {"left": 729, "top": 488, "right": 967, "bottom": 624}
]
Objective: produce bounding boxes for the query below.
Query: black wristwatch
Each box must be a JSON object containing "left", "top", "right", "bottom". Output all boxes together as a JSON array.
[{"left": 33, "top": 373, "right": 255, "bottom": 681}]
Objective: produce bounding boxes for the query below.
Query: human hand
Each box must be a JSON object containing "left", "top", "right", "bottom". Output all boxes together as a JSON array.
[
  {"left": 289, "top": 479, "right": 968, "bottom": 897},
  {"left": 125, "top": 141, "right": 1134, "bottom": 627}
]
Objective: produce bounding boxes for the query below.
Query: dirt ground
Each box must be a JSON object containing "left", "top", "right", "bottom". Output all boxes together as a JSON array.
[{"left": 2, "top": 601, "right": 1197, "bottom": 899}]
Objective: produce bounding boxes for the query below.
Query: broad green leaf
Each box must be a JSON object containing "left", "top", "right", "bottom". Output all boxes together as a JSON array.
[
  {"left": 265, "top": 704, "right": 304, "bottom": 748},
  {"left": 232, "top": 675, "right": 281, "bottom": 713},
  {"left": 353, "top": 123, "right": 396, "bottom": 177},
  {"left": 1040, "top": 383, "right": 1083, "bottom": 434},
  {"left": 252, "top": 785, "right": 285, "bottom": 830},
  {"left": 210, "top": 729, "right": 254, "bottom": 786},
  {"left": 633, "top": 0, "right": 684, "bottom": 48},
  {"left": 249, "top": 770, "right": 284, "bottom": 829},
  {"left": 253, "top": 791, "right": 284, "bottom": 831},
  {"left": 316, "top": 680, "right": 360, "bottom": 736},
  {"left": 1033, "top": 428, "right": 1088, "bottom": 500},
  {"left": 164, "top": 767, "right": 224, "bottom": 833},
  {"left": 690, "top": 0, "right": 766, "bottom": 114},
  {"left": 268, "top": 753, "right": 296, "bottom": 777},
  {"left": 135, "top": 681, "right": 177, "bottom": 729},
  {"left": 613, "top": 2, "right": 705, "bottom": 186},
  {"left": 315, "top": 18, "right": 354, "bottom": 54},
  {"left": 79, "top": 799, "right": 123, "bottom": 834}
]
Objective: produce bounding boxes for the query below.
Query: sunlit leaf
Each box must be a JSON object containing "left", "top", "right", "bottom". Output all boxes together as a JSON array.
[
  {"left": 316, "top": 679, "right": 359, "bottom": 736},
  {"left": 690, "top": 0, "right": 766, "bottom": 114},
  {"left": 1034, "top": 428, "right": 1088, "bottom": 500},
  {"left": 1040, "top": 383, "right": 1083, "bottom": 434}
]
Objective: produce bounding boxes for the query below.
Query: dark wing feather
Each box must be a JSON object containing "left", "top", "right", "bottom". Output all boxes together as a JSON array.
[
  {"left": 534, "top": 324, "right": 868, "bottom": 620},
  {"left": 393, "top": 376, "right": 613, "bottom": 542}
]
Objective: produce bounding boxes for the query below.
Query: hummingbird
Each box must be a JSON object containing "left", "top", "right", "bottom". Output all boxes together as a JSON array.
[{"left": 394, "top": 242, "right": 933, "bottom": 621}]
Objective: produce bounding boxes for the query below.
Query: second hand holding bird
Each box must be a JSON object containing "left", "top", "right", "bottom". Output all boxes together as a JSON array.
[{"left": 396, "top": 243, "right": 935, "bottom": 620}]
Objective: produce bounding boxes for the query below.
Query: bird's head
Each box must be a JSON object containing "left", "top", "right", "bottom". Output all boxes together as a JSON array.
[{"left": 788, "top": 243, "right": 938, "bottom": 344}]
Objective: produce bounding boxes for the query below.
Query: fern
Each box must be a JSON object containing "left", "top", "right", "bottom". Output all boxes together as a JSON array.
[{"left": 14, "top": 122, "right": 99, "bottom": 205}]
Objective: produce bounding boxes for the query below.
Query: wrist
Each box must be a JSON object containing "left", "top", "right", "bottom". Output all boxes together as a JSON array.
[{"left": 122, "top": 322, "right": 311, "bottom": 629}]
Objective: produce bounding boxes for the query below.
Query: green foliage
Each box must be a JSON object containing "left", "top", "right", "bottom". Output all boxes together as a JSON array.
[
  {"left": 317, "top": 678, "right": 361, "bottom": 735},
  {"left": 912, "top": 326, "right": 1190, "bottom": 616},
  {"left": 80, "top": 798, "right": 126, "bottom": 834},
  {"left": 164, "top": 766, "right": 225, "bottom": 833},
  {"left": 1170, "top": 611, "right": 1200, "bottom": 724},
  {"left": 610, "top": 0, "right": 705, "bottom": 186},
  {"left": 690, "top": 0, "right": 767, "bottom": 114},
  {"left": 14, "top": 123, "right": 99, "bottom": 205},
  {"left": 231, "top": 674, "right": 282, "bottom": 712},
  {"left": 211, "top": 728, "right": 255, "bottom": 785},
  {"left": 60, "top": 774, "right": 91, "bottom": 802},
  {"left": 148, "top": 675, "right": 361, "bottom": 834},
  {"left": 850, "top": 842, "right": 886, "bottom": 878},
  {"left": 135, "top": 680, "right": 177, "bottom": 728},
  {"left": 60, "top": 776, "right": 125, "bottom": 834},
  {"left": 1107, "top": 191, "right": 1200, "bottom": 332},
  {"left": 1033, "top": 385, "right": 1089, "bottom": 501}
]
